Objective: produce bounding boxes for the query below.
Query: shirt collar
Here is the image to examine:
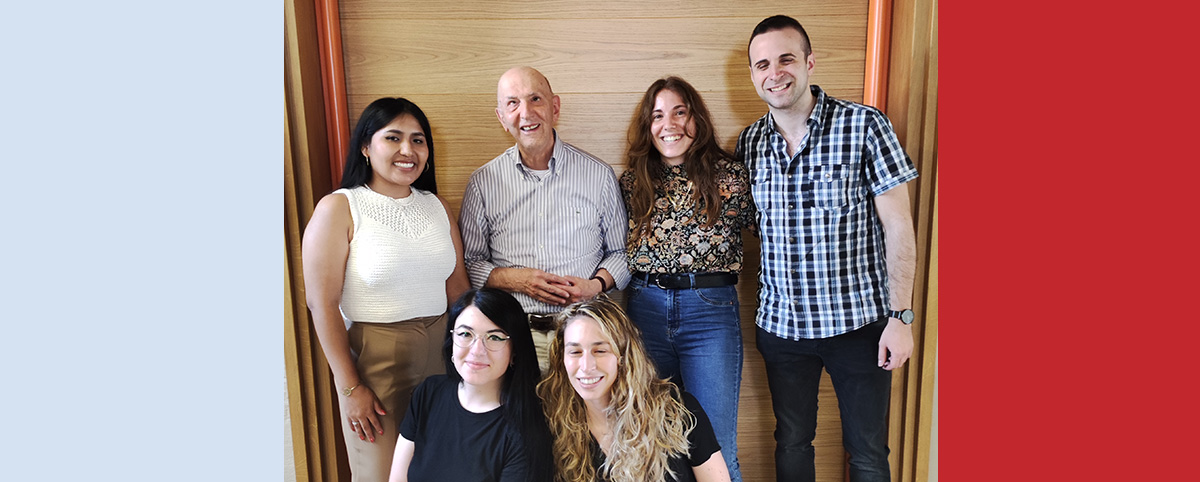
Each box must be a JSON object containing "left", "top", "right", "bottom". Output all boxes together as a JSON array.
[
  {"left": 657, "top": 160, "right": 687, "bottom": 178},
  {"left": 511, "top": 130, "right": 565, "bottom": 177},
  {"left": 765, "top": 84, "right": 828, "bottom": 135},
  {"left": 807, "top": 85, "right": 828, "bottom": 129}
]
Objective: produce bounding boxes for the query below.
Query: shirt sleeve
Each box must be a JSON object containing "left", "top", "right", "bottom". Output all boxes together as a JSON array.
[
  {"left": 726, "top": 159, "right": 758, "bottom": 236},
  {"left": 458, "top": 174, "right": 496, "bottom": 288},
  {"left": 682, "top": 391, "right": 721, "bottom": 467},
  {"left": 618, "top": 169, "right": 635, "bottom": 224},
  {"left": 595, "top": 166, "right": 631, "bottom": 289},
  {"left": 498, "top": 427, "right": 531, "bottom": 481},
  {"left": 864, "top": 109, "right": 919, "bottom": 196},
  {"left": 399, "top": 377, "right": 431, "bottom": 442},
  {"left": 734, "top": 126, "right": 754, "bottom": 168}
]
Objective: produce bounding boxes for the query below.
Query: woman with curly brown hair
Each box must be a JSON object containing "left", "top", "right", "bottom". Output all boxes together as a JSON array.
[
  {"left": 618, "top": 76, "right": 754, "bottom": 481},
  {"left": 536, "top": 297, "right": 730, "bottom": 482}
]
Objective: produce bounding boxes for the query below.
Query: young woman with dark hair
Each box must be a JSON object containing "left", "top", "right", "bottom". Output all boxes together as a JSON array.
[
  {"left": 389, "top": 288, "right": 554, "bottom": 482},
  {"left": 302, "top": 97, "right": 470, "bottom": 482},
  {"left": 339, "top": 97, "right": 440, "bottom": 193}
]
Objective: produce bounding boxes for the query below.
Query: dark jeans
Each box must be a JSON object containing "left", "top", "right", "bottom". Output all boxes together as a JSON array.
[
  {"left": 756, "top": 320, "right": 892, "bottom": 482},
  {"left": 627, "top": 278, "right": 743, "bottom": 482}
]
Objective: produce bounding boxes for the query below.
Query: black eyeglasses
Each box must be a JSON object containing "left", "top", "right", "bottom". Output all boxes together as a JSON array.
[{"left": 452, "top": 328, "right": 511, "bottom": 351}]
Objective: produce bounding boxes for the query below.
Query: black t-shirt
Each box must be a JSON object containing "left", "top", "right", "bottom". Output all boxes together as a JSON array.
[
  {"left": 399, "top": 375, "right": 529, "bottom": 481},
  {"left": 589, "top": 391, "right": 721, "bottom": 482}
]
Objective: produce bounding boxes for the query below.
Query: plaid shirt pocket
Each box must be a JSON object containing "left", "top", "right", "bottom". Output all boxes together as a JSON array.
[{"left": 804, "top": 163, "right": 850, "bottom": 210}]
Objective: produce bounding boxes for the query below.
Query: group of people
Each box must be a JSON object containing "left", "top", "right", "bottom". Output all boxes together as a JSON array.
[{"left": 301, "top": 15, "right": 918, "bottom": 482}]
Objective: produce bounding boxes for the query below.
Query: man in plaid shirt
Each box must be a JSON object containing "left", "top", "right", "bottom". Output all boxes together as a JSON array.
[{"left": 735, "top": 15, "right": 919, "bottom": 482}]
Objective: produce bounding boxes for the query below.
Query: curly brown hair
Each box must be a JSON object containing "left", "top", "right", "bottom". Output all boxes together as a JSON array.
[
  {"left": 536, "top": 297, "right": 695, "bottom": 482},
  {"left": 624, "top": 76, "right": 733, "bottom": 240}
]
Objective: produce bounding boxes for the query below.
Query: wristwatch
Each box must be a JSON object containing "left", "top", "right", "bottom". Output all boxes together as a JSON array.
[
  {"left": 887, "top": 309, "right": 915, "bottom": 325},
  {"left": 342, "top": 384, "right": 361, "bottom": 397}
]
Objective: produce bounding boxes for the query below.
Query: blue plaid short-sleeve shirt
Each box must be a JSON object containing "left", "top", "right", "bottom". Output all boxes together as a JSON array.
[{"left": 735, "top": 85, "right": 918, "bottom": 340}]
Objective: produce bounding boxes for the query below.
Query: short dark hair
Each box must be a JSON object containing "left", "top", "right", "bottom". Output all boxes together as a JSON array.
[
  {"left": 339, "top": 97, "right": 438, "bottom": 193},
  {"left": 747, "top": 15, "right": 812, "bottom": 62}
]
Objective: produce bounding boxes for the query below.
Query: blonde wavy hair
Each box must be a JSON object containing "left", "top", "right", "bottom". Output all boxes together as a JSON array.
[{"left": 536, "top": 297, "right": 695, "bottom": 482}]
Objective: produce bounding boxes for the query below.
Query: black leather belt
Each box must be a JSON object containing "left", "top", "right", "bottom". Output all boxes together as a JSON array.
[
  {"left": 527, "top": 313, "right": 557, "bottom": 331},
  {"left": 635, "top": 272, "right": 738, "bottom": 289}
]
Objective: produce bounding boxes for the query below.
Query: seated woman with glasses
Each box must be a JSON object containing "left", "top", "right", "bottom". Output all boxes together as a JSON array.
[
  {"left": 537, "top": 297, "right": 731, "bottom": 482},
  {"left": 388, "top": 288, "right": 553, "bottom": 482}
]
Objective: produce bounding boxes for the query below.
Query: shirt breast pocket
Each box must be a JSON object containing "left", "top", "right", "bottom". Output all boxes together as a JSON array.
[
  {"left": 804, "top": 163, "right": 850, "bottom": 210},
  {"left": 553, "top": 203, "right": 600, "bottom": 251}
]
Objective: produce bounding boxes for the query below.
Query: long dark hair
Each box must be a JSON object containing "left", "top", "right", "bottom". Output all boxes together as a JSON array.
[
  {"left": 339, "top": 97, "right": 438, "bottom": 193},
  {"left": 444, "top": 288, "right": 553, "bottom": 482},
  {"left": 625, "top": 76, "right": 731, "bottom": 239}
]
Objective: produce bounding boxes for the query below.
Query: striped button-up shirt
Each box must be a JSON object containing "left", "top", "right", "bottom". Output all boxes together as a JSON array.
[
  {"left": 459, "top": 133, "right": 630, "bottom": 314},
  {"left": 735, "top": 85, "right": 918, "bottom": 340}
]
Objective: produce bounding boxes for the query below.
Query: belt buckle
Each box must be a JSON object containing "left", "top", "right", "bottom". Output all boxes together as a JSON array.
[
  {"left": 528, "top": 314, "right": 555, "bottom": 331},
  {"left": 655, "top": 274, "right": 671, "bottom": 290}
]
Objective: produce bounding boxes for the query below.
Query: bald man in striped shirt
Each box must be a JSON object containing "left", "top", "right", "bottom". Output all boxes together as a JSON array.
[{"left": 459, "top": 66, "right": 630, "bottom": 373}]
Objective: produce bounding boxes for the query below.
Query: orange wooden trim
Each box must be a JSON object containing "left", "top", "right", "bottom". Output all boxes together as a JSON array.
[
  {"left": 315, "top": 0, "right": 349, "bottom": 188},
  {"left": 864, "top": 0, "right": 893, "bottom": 111}
]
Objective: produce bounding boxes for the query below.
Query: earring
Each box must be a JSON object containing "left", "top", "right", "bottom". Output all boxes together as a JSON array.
[{"left": 365, "top": 155, "right": 370, "bottom": 165}]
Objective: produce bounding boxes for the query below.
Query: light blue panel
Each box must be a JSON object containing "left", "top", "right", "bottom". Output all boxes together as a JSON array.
[{"left": 0, "top": 1, "right": 280, "bottom": 480}]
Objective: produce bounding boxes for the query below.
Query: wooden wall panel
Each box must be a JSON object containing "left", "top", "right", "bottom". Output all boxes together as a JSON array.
[{"left": 340, "top": 18, "right": 865, "bottom": 95}]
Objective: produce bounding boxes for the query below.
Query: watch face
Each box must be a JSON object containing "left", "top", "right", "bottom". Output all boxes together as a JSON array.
[{"left": 901, "top": 310, "right": 914, "bottom": 323}]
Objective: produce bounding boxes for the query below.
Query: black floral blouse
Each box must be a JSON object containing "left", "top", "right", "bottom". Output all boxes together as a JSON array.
[{"left": 619, "top": 157, "right": 756, "bottom": 274}]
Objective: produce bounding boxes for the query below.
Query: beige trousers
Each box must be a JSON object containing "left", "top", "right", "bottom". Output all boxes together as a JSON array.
[
  {"left": 530, "top": 327, "right": 555, "bottom": 375},
  {"left": 340, "top": 313, "right": 447, "bottom": 482}
]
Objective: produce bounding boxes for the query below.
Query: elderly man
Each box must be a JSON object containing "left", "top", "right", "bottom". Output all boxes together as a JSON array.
[{"left": 459, "top": 66, "right": 629, "bottom": 372}]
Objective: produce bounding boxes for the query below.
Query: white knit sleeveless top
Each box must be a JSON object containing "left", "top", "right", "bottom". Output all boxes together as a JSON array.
[{"left": 337, "top": 186, "right": 455, "bottom": 323}]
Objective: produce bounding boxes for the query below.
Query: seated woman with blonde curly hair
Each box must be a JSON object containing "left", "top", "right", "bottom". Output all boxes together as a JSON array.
[{"left": 536, "top": 297, "right": 731, "bottom": 482}]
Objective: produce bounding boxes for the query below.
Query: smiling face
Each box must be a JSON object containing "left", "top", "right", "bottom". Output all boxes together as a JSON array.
[
  {"left": 451, "top": 305, "right": 512, "bottom": 391},
  {"left": 361, "top": 113, "right": 428, "bottom": 198},
  {"left": 562, "top": 316, "right": 620, "bottom": 410},
  {"left": 496, "top": 67, "right": 560, "bottom": 165},
  {"left": 748, "top": 28, "right": 816, "bottom": 113},
  {"left": 650, "top": 88, "right": 696, "bottom": 166}
]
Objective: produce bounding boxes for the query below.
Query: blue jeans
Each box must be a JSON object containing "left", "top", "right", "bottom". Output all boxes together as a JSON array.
[
  {"left": 627, "top": 277, "right": 743, "bottom": 482},
  {"left": 756, "top": 321, "right": 892, "bottom": 482}
]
